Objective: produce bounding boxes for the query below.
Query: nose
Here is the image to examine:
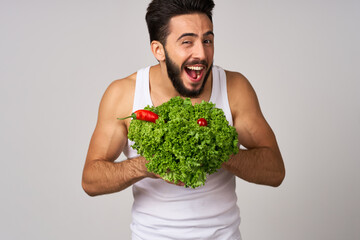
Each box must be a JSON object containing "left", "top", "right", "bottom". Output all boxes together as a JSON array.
[{"left": 192, "top": 41, "right": 206, "bottom": 60}]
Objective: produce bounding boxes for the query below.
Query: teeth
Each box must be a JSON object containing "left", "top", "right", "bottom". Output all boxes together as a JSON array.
[{"left": 187, "top": 66, "right": 204, "bottom": 71}]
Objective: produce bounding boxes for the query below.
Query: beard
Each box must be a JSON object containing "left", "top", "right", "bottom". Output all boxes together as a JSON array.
[{"left": 164, "top": 48, "right": 213, "bottom": 98}]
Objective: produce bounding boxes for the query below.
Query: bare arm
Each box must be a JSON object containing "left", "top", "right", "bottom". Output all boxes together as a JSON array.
[
  {"left": 81, "top": 78, "right": 155, "bottom": 196},
  {"left": 222, "top": 71, "right": 285, "bottom": 187}
]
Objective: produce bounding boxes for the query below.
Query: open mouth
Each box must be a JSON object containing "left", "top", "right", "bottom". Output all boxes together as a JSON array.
[{"left": 184, "top": 65, "right": 205, "bottom": 82}]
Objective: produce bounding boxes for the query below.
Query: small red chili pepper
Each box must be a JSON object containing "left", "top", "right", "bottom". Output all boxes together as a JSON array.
[
  {"left": 117, "top": 109, "right": 159, "bottom": 123},
  {"left": 197, "top": 118, "right": 207, "bottom": 126}
]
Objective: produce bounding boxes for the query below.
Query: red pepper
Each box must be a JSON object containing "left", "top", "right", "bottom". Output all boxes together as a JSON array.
[
  {"left": 118, "top": 109, "right": 159, "bottom": 123},
  {"left": 197, "top": 118, "right": 207, "bottom": 126}
]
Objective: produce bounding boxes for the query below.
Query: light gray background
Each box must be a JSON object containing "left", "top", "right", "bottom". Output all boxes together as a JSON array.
[{"left": 1, "top": 0, "right": 359, "bottom": 239}]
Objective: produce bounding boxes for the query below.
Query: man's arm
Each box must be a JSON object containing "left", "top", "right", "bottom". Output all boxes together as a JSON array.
[
  {"left": 81, "top": 78, "right": 155, "bottom": 196},
  {"left": 223, "top": 71, "right": 285, "bottom": 187}
]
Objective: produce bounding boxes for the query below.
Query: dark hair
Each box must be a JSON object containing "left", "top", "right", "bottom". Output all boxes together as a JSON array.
[{"left": 145, "top": 0, "right": 215, "bottom": 45}]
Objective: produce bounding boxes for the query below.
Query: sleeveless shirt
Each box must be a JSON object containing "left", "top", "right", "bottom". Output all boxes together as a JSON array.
[{"left": 123, "top": 65, "right": 241, "bottom": 240}]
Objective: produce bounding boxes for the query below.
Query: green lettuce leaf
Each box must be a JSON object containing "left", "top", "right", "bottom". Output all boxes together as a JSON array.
[{"left": 128, "top": 96, "right": 239, "bottom": 188}]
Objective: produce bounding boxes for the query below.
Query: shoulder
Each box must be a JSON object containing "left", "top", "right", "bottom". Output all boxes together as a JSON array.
[
  {"left": 224, "top": 69, "right": 258, "bottom": 103},
  {"left": 223, "top": 69, "right": 261, "bottom": 118},
  {"left": 104, "top": 72, "right": 136, "bottom": 100},
  {"left": 214, "top": 66, "right": 252, "bottom": 100},
  {"left": 98, "top": 72, "right": 137, "bottom": 122},
  {"left": 224, "top": 70, "right": 252, "bottom": 93}
]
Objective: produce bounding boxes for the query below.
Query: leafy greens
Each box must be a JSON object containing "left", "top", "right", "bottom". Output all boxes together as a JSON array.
[{"left": 128, "top": 97, "right": 239, "bottom": 188}]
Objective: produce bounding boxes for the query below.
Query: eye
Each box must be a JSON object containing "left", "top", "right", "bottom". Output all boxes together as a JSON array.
[
  {"left": 182, "top": 40, "right": 192, "bottom": 45},
  {"left": 203, "top": 39, "right": 213, "bottom": 44}
]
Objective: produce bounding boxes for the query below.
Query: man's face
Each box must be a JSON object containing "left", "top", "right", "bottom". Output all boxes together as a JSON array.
[{"left": 163, "top": 13, "right": 214, "bottom": 97}]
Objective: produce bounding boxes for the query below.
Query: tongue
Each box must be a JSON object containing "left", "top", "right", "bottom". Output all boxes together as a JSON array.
[{"left": 186, "top": 68, "right": 197, "bottom": 79}]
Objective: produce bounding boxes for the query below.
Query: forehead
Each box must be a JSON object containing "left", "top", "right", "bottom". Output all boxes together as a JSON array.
[{"left": 167, "top": 13, "right": 213, "bottom": 38}]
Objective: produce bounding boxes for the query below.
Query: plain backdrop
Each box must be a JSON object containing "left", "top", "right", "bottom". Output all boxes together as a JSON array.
[{"left": 1, "top": 0, "right": 359, "bottom": 239}]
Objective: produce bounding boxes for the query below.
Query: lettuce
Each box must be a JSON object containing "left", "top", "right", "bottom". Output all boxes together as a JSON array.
[{"left": 128, "top": 97, "right": 239, "bottom": 188}]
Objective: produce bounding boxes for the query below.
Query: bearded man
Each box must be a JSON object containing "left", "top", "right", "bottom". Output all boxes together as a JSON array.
[{"left": 82, "top": 1, "right": 285, "bottom": 239}]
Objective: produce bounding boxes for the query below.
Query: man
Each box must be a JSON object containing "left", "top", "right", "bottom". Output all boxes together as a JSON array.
[{"left": 82, "top": 0, "right": 285, "bottom": 239}]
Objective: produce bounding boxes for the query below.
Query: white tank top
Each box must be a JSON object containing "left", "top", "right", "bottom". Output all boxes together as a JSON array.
[{"left": 123, "top": 65, "right": 241, "bottom": 240}]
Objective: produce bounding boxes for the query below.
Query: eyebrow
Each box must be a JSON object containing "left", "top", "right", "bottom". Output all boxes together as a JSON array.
[{"left": 176, "top": 31, "right": 214, "bottom": 42}]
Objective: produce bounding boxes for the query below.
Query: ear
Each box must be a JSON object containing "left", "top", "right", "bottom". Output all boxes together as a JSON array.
[{"left": 151, "top": 40, "right": 165, "bottom": 61}]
